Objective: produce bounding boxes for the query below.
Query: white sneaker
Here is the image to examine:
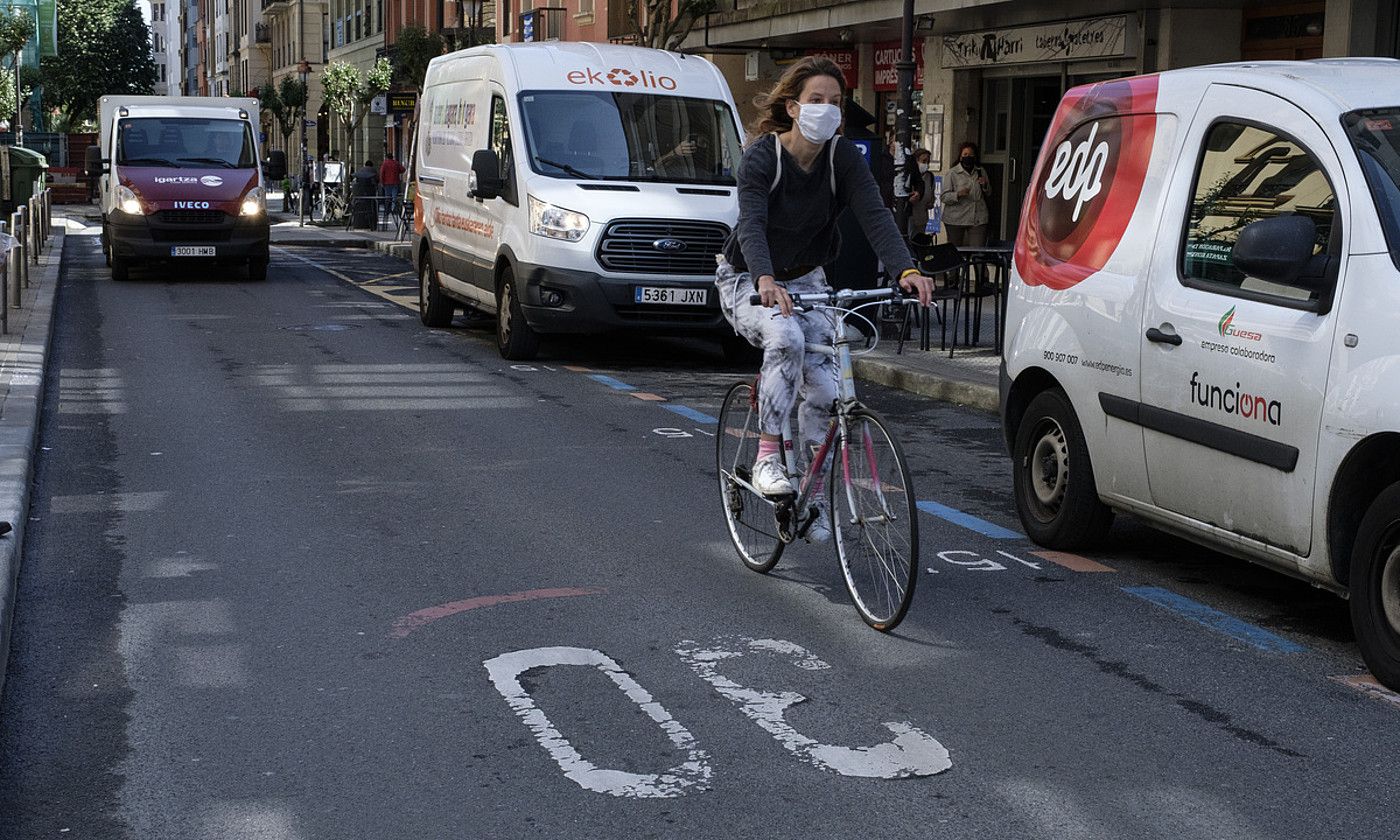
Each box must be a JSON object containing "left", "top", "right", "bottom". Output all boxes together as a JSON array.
[
  {"left": 752, "top": 454, "right": 794, "bottom": 497},
  {"left": 805, "top": 504, "right": 832, "bottom": 543}
]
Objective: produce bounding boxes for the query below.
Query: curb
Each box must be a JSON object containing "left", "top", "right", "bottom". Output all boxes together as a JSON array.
[
  {"left": 371, "top": 240, "right": 412, "bottom": 262},
  {"left": 0, "top": 222, "right": 66, "bottom": 696},
  {"left": 271, "top": 237, "right": 376, "bottom": 249},
  {"left": 853, "top": 354, "right": 999, "bottom": 415}
]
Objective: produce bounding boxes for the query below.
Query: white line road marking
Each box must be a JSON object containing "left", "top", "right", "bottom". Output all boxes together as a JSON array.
[
  {"left": 675, "top": 636, "right": 952, "bottom": 779},
  {"left": 938, "top": 550, "right": 1007, "bottom": 572},
  {"left": 997, "top": 550, "right": 1042, "bottom": 570},
  {"left": 483, "top": 646, "right": 712, "bottom": 798}
]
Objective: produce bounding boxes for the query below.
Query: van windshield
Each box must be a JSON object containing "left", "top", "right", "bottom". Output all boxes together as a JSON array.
[
  {"left": 518, "top": 90, "right": 742, "bottom": 184},
  {"left": 1344, "top": 109, "right": 1400, "bottom": 258},
  {"left": 116, "top": 117, "right": 257, "bottom": 169}
]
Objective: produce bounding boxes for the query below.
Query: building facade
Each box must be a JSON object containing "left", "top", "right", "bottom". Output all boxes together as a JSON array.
[
  {"left": 139, "top": 0, "right": 185, "bottom": 96},
  {"left": 326, "top": 0, "right": 386, "bottom": 164},
  {"left": 261, "top": 0, "right": 330, "bottom": 173},
  {"left": 689, "top": 0, "right": 1400, "bottom": 240}
]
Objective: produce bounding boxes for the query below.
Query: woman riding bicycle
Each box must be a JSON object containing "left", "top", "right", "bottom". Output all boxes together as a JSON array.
[{"left": 715, "top": 57, "right": 933, "bottom": 538}]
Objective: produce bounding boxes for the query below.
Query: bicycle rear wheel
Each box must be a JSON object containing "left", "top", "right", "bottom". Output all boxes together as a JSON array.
[
  {"left": 831, "top": 409, "right": 919, "bottom": 631},
  {"left": 716, "top": 381, "right": 784, "bottom": 573}
]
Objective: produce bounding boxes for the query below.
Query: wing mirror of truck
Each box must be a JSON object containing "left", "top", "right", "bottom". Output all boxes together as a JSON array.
[
  {"left": 263, "top": 150, "right": 287, "bottom": 182},
  {"left": 1231, "top": 215, "right": 1319, "bottom": 287},
  {"left": 85, "top": 145, "right": 108, "bottom": 177},
  {"left": 471, "top": 149, "right": 505, "bottom": 200}
]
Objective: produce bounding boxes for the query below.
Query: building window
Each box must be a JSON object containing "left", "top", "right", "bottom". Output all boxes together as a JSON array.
[
  {"left": 502, "top": 0, "right": 512, "bottom": 34},
  {"left": 377, "top": 0, "right": 383, "bottom": 34},
  {"left": 579, "top": 0, "right": 594, "bottom": 15}
]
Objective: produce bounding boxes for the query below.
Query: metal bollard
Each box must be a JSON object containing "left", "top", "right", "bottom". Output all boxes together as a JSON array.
[
  {"left": 14, "top": 210, "right": 26, "bottom": 293},
  {"left": 28, "top": 198, "right": 39, "bottom": 260},
  {"left": 8, "top": 212, "right": 20, "bottom": 309},
  {"left": 45, "top": 189, "right": 51, "bottom": 240}
]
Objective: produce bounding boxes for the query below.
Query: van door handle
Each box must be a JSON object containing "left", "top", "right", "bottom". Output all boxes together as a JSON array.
[
  {"left": 1145, "top": 325, "right": 1183, "bottom": 346},
  {"left": 418, "top": 175, "right": 445, "bottom": 186}
]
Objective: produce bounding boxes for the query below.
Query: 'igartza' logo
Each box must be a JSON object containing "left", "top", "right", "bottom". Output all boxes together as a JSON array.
[{"left": 1218, "top": 306, "right": 1262, "bottom": 341}]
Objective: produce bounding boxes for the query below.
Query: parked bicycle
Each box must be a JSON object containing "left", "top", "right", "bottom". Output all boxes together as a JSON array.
[
  {"left": 312, "top": 182, "right": 349, "bottom": 224},
  {"left": 716, "top": 286, "right": 921, "bottom": 631}
]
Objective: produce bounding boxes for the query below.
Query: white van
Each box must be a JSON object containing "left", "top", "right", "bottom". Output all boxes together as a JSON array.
[
  {"left": 412, "top": 42, "right": 744, "bottom": 360},
  {"left": 1001, "top": 59, "right": 1400, "bottom": 689}
]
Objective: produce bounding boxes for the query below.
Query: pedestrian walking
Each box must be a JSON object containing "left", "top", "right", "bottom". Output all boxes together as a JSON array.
[
  {"left": 899, "top": 148, "right": 937, "bottom": 239},
  {"left": 941, "top": 142, "right": 991, "bottom": 246}
]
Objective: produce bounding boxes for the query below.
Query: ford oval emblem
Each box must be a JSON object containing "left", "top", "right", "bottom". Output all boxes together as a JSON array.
[
  {"left": 653, "top": 238, "right": 687, "bottom": 253},
  {"left": 200, "top": 175, "right": 224, "bottom": 187}
]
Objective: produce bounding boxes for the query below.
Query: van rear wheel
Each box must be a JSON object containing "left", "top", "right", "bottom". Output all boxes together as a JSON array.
[
  {"left": 1350, "top": 482, "right": 1400, "bottom": 691},
  {"left": 1011, "top": 388, "right": 1113, "bottom": 548},
  {"left": 496, "top": 266, "right": 539, "bottom": 360}
]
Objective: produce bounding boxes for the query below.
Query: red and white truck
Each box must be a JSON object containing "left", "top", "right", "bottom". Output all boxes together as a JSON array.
[{"left": 91, "top": 95, "right": 278, "bottom": 281}]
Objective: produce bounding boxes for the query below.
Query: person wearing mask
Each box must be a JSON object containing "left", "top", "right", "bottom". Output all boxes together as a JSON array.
[
  {"left": 714, "top": 56, "right": 934, "bottom": 540},
  {"left": 941, "top": 142, "right": 991, "bottom": 246},
  {"left": 900, "top": 148, "right": 937, "bottom": 239},
  {"left": 379, "top": 152, "right": 406, "bottom": 214}
]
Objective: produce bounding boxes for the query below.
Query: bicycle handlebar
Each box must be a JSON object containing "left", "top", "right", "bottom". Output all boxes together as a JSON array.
[{"left": 746, "top": 287, "right": 914, "bottom": 308}]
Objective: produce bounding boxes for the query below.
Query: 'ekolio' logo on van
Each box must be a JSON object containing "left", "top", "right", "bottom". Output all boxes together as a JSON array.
[
  {"left": 1016, "top": 75, "right": 1160, "bottom": 291},
  {"left": 567, "top": 67, "right": 677, "bottom": 91}
]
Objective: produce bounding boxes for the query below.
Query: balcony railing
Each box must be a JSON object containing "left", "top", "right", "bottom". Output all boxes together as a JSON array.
[{"left": 255, "top": 23, "right": 270, "bottom": 43}]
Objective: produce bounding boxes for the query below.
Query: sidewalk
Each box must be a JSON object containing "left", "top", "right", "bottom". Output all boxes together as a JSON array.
[{"left": 0, "top": 212, "right": 68, "bottom": 695}]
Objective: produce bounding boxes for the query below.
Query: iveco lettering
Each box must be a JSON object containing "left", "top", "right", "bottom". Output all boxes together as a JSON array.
[{"left": 1001, "top": 60, "right": 1400, "bottom": 692}]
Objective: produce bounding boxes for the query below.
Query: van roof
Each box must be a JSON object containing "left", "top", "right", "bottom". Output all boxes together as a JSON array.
[
  {"left": 1146, "top": 58, "right": 1400, "bottom": 115},
  {"left": 430, "top": 41, "right": 730, "bottom": 100}
]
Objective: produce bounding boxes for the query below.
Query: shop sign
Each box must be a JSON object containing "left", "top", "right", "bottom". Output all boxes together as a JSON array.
[
  {"left": 389, "top": 92, "right": 418, "bottom": 114},
  {"left": 873, "top": 41, "right": 925, "bottom": 92},
  {"left": 804, "top": 49, "right": 858, "bottom": 90},
  {"left": 942, "top": 15, "right": 1135, "bottom": 69}
]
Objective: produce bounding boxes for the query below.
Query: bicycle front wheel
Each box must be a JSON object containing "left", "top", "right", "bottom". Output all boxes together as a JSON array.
[
  {"left": 716, "top": 381, "right": 784, "bottom": 573},
  {"left": 831, "top": 409, "right": 919, "bottom": 631}
]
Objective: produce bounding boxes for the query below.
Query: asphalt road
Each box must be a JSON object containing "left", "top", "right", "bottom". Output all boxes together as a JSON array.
[{"left": 1, "top": 231, "right": 1397, "bottom": 839}]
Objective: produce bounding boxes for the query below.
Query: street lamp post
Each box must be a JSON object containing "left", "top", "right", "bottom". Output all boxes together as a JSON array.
[
  {"left": 894, "top": 0, "right": 915, "bottom": 237},
  {"left": 298, "top": 58, "right": 311, "bottom": 228}
]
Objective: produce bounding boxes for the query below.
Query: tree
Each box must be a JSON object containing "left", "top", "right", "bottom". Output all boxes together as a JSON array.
[
  {"left": 0, "top": 7, "right": 34, "bottom": 124},
  {"left": 39, "top": 0, "right": 156, "bottom": 130},
  {"left": 321, "top": 58, "right": 392, "bottom": 164},
  {"left": 627, "top": 0, "right": 718, "bottom": 51},
  {"left": 274, "top": 76, "right": 307, "bottom": 150},
  {"left": 393, "top": 26, "right": 443, "bottom": 93}
]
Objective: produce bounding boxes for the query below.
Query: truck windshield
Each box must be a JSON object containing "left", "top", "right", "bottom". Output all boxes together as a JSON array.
[
  {"left": 518, "top": 91, "right": 742, "bottom": 184},
  {"left": 116, "top": 117, "right": 257, "bottom": 169},
  {"left": 1344, "top": 109, "right": 1400, "bottom": 258}
]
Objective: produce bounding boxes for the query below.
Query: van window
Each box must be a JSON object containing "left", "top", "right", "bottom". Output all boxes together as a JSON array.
[
  {"left": 1182, "top": 121, "right": 1335, "bottom": 301},
  {"left": 518, "top": 90, "right": 742, "bottom": 185},
  {"left": 490, "top": 94, "right": 517, "bottom": 203},
  {"left": 1343, "top": 109, "right": 1400, "bottom": 269}
]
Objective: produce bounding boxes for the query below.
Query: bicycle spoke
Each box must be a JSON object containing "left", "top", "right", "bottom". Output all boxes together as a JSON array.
[{"left": 717, "top": 382, "right": 784, "bottom": 573}]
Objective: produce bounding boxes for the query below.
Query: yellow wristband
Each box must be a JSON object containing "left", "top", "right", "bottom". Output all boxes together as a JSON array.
[{"left": 899, "top": 268, "right": 921, "bottom": 280}]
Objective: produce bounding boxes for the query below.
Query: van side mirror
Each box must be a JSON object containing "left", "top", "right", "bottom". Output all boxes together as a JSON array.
[
  {"left": 1231, "top": 215, "right": 1317, "bottom": 286},
  {"left": 85, "top": 145, "right": 108, "bottom": 177},
  {"left": 263, "top": 149, "right": 287, "bottom": 181},
  {"left": 471, "top": 149, "right": 505, "bottom": 200}
]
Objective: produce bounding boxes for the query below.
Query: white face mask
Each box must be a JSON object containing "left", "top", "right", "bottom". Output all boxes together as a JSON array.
[
  {"left": 794, "top": 103, "right": 841, "bottom": 144},
  {"left": 917, "top": 163, "right": 929, "bottom": 173}
]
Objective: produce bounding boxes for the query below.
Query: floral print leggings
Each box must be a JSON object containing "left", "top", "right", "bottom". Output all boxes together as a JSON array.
[{"left": 715, "top": 258, "right": 840, "bottom": 457}]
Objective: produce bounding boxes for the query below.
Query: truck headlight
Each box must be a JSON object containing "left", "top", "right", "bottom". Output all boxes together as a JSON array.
[
  {"left": 528, "top": 196, "right": 589, "bottom": 241},
  {"left": 116, "top": 184, "right": 144, "bottom": 216},
  {"left": 240, "top": 186, "right": 266, "bottom": 217}
]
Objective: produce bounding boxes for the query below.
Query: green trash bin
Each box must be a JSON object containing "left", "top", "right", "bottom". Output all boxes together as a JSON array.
[{"left": 3, "top": 146, "right": 49, "bottom": 215}]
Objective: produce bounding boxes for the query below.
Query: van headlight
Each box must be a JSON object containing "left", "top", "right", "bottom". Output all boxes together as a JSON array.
[
  {"left": 529, "top": 196, "right": 589, "bottom": 241},
  {"left": 240, "top": 186, "right": 266, "bottom": 217},
  {"left": 116, "top": 184, "right": 144, "bottom": 216}
]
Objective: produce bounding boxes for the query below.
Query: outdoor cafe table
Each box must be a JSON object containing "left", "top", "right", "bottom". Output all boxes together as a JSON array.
[{"left": 956, "top": 243, "right": 1014, "bottom": 355}]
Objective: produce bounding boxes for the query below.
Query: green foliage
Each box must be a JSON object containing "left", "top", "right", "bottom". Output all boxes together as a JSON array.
[
  {"left": 321, "top": 58, "right": 392, "bottom": 162},
  {"left": 393, "top": 26, "right": 442, "bottom": 92},
  {"left": 0, "top": 7, "right": 36, "bottom": 58},
  {"left": 38, "top": 0, "right": 156, "bottom": 130}
]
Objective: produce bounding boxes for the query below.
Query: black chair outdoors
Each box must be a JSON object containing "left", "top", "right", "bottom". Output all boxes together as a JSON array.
[{"left": 888, "top": 237, "right": 966, "bottom": 356}]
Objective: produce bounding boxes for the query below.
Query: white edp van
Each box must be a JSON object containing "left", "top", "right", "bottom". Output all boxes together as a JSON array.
[
  {"left": 1001, "top": 59, "right": 1400, "bottom": 689},
  {"left": 412, "top": 42, "right": 744, "bottom": 360}
]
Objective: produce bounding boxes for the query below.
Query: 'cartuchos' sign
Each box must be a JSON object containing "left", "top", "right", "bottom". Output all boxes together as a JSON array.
[{"left": 941, "top": 16, "right": 1136, "bottom": 69}]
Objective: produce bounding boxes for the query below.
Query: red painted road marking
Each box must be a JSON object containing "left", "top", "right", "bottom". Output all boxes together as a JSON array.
[
  {"left": 1331, "top": 674, "right": 1400, "bottom": 708},
  {"left": 1030, "top": 550, "right": 1116, "bottom": 573},
  {"left": 632, "top": 392, "right": 667, "bottom": 402},
  {"left": 389, "top": 587, "right": 607, "bottom": 639}
]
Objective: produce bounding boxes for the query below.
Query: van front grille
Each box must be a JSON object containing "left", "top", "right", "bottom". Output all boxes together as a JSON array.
[
  {"left": 596, "top": 219, "right": 730, "bottom": 276},
  {"left": 156, "top": 209, "right": 228, "bottom": 225}
]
